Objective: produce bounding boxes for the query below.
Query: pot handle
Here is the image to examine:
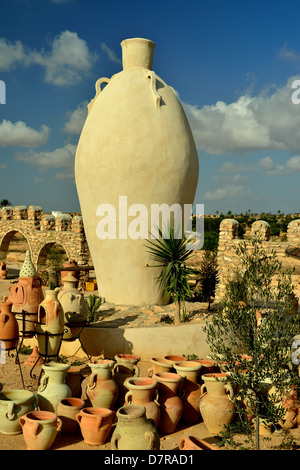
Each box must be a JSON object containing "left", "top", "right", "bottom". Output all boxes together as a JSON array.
[
  {"left": 111, "top": 433, "right": 120, "bottom": 450},
  {"left": 112, "top": 363, "right": 119, "bottom": 375},
  {"left": 76, "top": 411, "right": 82, "bottom": 424},
  {"left": 38, "top": 374, "right": 49, "bottom": 392},
  {"left": 5, "top": 401, "right": 15, "bottom": 421},
  {"left": 224, "top": 383, "right": 234, "bottom": 399},
  {"left": 145, "top": 430, "right": 156, "bottom": 450},
  {"left": 124, "top": 390, "right": 132, "bottom": 404},
  {"left": 154, "top": 388, "right": 160, "bottom": 406},
  {"left": 133, "top": 364, "right": 140, "bottom": 377},
  {"left": 56, "top": 417, "right": 62, "bottom": 432},
  {"left": 88, "top": 372, "right": 97, "bottom": 390},
  {"left": 147, "top": 367, "right": 153, "bottom": 378},
  {"left": 199, "top": 384, "right": 207, "bottom": 400},
  {"left": 88, "top": 77, "right": 111, "bottom": 113},
  {"left": 19, "top": 416, "right": 40, "bottom": 435}
]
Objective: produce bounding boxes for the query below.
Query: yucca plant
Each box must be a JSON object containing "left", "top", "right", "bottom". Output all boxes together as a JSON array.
[
  {"left": 84, "top": 294, "right": 102, "bottom": 323},
  {"left": 145, "top": 226, "right": 199, "bottom": 324}
]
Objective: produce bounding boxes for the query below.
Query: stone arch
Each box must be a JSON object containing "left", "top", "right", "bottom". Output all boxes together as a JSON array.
[
  {"left": 0, "top": 229, "right": 32, "bottom": 263},
  {"left": 36, "top": 242, "right": 70, "bottom": 273}
]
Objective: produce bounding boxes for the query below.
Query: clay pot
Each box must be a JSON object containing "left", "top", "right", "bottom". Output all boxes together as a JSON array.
[
  {"left": 67, "top": 366, "right": 84, "bottom": 398},
  {"left": 125, "top": 377, "right": 160, "bottom": 427},
  {"left": 76, "top": 407, "right": 115, "bottom": 445},
  {"left": 174, "top": 360, "right": 203, "bottom": 423},
  {"left": 19, "top": 411, "right": 62, "bottom": 450},
  {"left": 113, "top": 354, "right": 140, "bottom": 407},
  {"left": 147, "top": 357, "right": 173, "bottom": 377},
  {"left": 36, "top": 289, "right": 64, "bottom": 357},
  {"left": 61, "top": 259, "right": 78, "bottom": 282},
  {"left": 111, "top": 404, "right": 160, "bottom": 450},
  {"left": 194, "top": 359, "right": 218, "bottom": 379},
  {"left": 0, "top": 299, "right": 19, "bottom": 350},
  {"left": 86, "top": 359, "right": 118, "bottom": 410},
  {"left": 0, "top": 262, "right": 7, "bottom": 279},
  {"left": 179, "top": 435, "right": 218, "bottom": 450},
  {"left": 57, "top": 397, "right": 85, "bottom": 434},
  {"left": 164, "top": 355, "right": 187, "bottom": 367},
  {"left": 37, "top": 362, "right": 71, "bottom": 413},
  {"left": 0, "top": 389, "right": 38, "bottom": 435},
  {"left": 153, "top": 372, "right": 183, "bottom": 434},
  {"left": 199, "top": 373, "right": 235, "bottom": 435}
]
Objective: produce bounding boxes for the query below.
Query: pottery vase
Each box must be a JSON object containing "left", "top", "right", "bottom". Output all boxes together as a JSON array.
[
  {"left": 111, "top": 404, "right": 160, "bottom": 450},
  {"left": 0, "top": 299, "right": 19, "bottom": 350},
  {"left": 19, "top": 411, "right": 62, "bottom": 450},
  {"left": 57, "top": 397, "right": 85, "bottom": 435},
  {"left": 67, "top": 366, "right": 84, "bottom": 398},
  {"left": 75, "top": 37, "right": 199, "bottom": 306},
  {"left": 86, "top": 359, "right": 118, "bottom": 409},
  {"left": 37, "top": 362, "right": 71, "bottom": 413},
  {"left": 174, "top": 360, "right": 203, "bottom": 423},
  {"left": 125, "top": 377, "right": 160, "bottom": 427},
  {"left": 76, "top": 407, "right": 115, "bottom": 445},
  {"left": 147, "top": 357, "right": 174, "bottom": 377},
  {"left": 36, "top": 289, "right": 64, "bottom": 357},
  {"left": 61, "top": 259, "right": 78, "bottom": 282},
  {"left": 179, "top": 435, "right": 218, "bottom": 451},
  {"left": 0, "top": 389, "right": 38, "bottom": 435},
  {"left": 153, "top": 372, "right": 183, "bottom": 434},
  {"left": 199, "top": 373, "right": 235, "bottom": 435},
  {"left": 113, "top": 354, "right": 140, "bottom": 407},
  {"left": 0, "top": 262, "right": 7, "bottom": 279}
]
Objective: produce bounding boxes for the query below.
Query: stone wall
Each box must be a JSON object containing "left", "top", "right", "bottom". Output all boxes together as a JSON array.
[{"left": 215, "top": 218, "right": 300, "bottom": 300}]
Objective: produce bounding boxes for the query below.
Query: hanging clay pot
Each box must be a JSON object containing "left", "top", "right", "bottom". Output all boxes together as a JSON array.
[
  {"left": 147, "top": 357, "right": 173, "bottom": 377},
  {"left": 113, "top": 354, "right": 140, "bottom": 407},
  {"left": 36, "top": 289, "right": 64, "bottom": 357},
  {"left": 37, "top": 362, "right": 71, "bottom": 413},
  {"left": 19, "top": 410, "right": 62, "bottom": 450},
  {"left": 0, "top": 389, "right": 38, "bottom": 435},
  {"left": 153, "top": 372, "right": 183, "bottom": 434},
  {"left": 86, "top": 359, "right": 118, "bottom": 410},
  {"left": 111, "top": 404, "right": 160, "bottom": 450},
  {"left": 174, "top": 360, "right": 203, "bottom": 423},
  {"left": 179, "top": 435, "right": 218, "bottom": 450},
  {"left": 76, "top": 407, "right": 115, "bottom": 445},
  {"left": 0, "top": 262, "right": 7, "bottom": 279},
  {"left": 199, "top": 373, "right": 235, "bottom": 435},
  {"left": 57, "top": 397, "right": 85, "bottom": 435},
  {"left": 125, "top": 377, "right": 160, "bottom": 427},
  {"left": 75, "top": 37, "right": 199, "bottom": 306},
  {"left": 0, "top": 298, "right": 19, "bottom": 350}
]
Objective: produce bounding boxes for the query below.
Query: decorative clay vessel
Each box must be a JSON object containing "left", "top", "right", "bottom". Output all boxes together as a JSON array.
[
  {"left": 57, "top": 397, "right": 85, "bottom": 435},
  {"left": 0, "top": 389, "right": 38, "bottom": 435},
  {"left": 36, "top": 289, "right": 64, "bottom": 357},
  {"left": 125, "top": 377, "right": 160, "bottom": 427},
  {"left": 147, "top": 357, "right": 173, "bottom": 377},
  {"left": 76, "top": 407, "right": 115, "bottom": 445},
  {"left": 37, "top": 362, "right": 71, "bottom": 413},
  {"left": 86, "top": 359, "right": 118, "bottom": 410},
  {"left": 0, "top": 298, "right": 19, "bottom": 350},
  {"left": 20, "top": 411, "right": 62, "bottom": 450},
  {"left": 153, "top": 372, "right": 183, "bottom": 434},
  {"left": 113, "top": 354, "right": 140, "bottom": 407},
  {"left": 61, "top": 259, "right": 78, "bottom": 282},
  {"left": 75, "top": 37, "right": 199, "bottom": 305},
  {"left": 111, "top": 404, "right": 160, "bottom": 450},
  {"left": 174, "top": 360, "right": 203, "bottom": 423}
]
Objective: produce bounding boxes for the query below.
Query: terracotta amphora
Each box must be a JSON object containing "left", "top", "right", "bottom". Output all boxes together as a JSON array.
[
  {"left": 125, "top": 377, "right": 160, "bottom": 427},
  {"left": 199, "top": 373, "right": 235, "bottom": 435},
  {"left": 0, "top": 389, "right": 38, "bottom": 435},
  {"left": 147, "top": 357, "right": 173, "bottom": 377},
  {"left": 179, "top": 435, "right": 218, "bottom": 450},
  {"left": 153, "top": 372, "right": 183, "bottom": 434},
  {"left": 37, "top": 362, "right": 71, "bottom": 413},
  {"left": 19, "top": 410, "right": 62, "bottom": 450},
  {"left": 0, "top": 298, "right": 19, "bottom": 350},
  {"left": 113, "top": 354, "right": 140, "bottom": 407},
  {"left": 86, "top": 359, "right": 118, "bottom": 410},
  {"left": 57, "top": 397, "right": 85, "bottom": 434},
  {"left": 174, "top": 360, "right": 203, "bottom": 423},
  {"left": 111, "top": 404, "right": 160, "bottom": 450},
  {"left": 76, "top": 407, "right": 115, "bottom": 445},
  {"left": 36, "top": 289, "right": 64, "bottom": 357}
]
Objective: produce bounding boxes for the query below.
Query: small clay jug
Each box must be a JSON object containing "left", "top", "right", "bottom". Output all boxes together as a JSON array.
[
  {"left": 153, "top": 372, "right": 183, "bottom": 434},
  {"left": 179, "top": 435, "right": 218, "bottom": 451},
  {"left": 36, "top": 289, "right": 64, "bottom": 357},
  {"left": 0, "top": 298, "right": 19, "bottom": 350},
  {"left": 125, "top": 377, "right": 160, "bottom": 427},
  {"left": 147, "top": 357, "right": 173, "bottom": 377},
  {"left": 76, "top": 407, "right": 115, "bottom": 445},
  {"left": 174, "top": 360, "right": 203, "bottom": 423},
  {"left": 57, "top": 397, "right": 85, "bottom": 434},
  {"left": 37, "top": 362, "right": 71, "bottom": 413},
  {"left": 0, "top": 389, "right": 38, "bottom": 435},
  {"left": 111, "top": 404, "right": 160, "bottom": 450},
  {"left": 86, "top": 359, "right": 118, "bottom": 410},
  {"left": 113, "top": 354, "right": 140, "bottom": 407},
  {"left": 19, "top": 410, "right": 62, "bottom": 450}
]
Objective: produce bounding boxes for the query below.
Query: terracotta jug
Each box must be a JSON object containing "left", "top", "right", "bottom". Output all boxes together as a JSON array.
[
  {"left": 0, "top": 298, "right": 19, "bottom": 350},
  {"left": 76, "top": 407, "right": 115, "bottom": 445},
  {"left": 125, "top": 377, "right": 160, "bottom": 427},
  {"left": 37, "top": 362, "right": 71, "bottom": 413},
  {"left": 67, "top": 366, "right": 84, "bottom": 398},
  {"left": 75, "top": 37, "right": 199, "bottom": 306},
  {"left": 19, "top": 410, "right": 62, "bottom": 450},
  {"left": 199, "top": 373, "right": 235, "bottom": 435},
  {"left": 174, "top": 360, "right": 203, "bottom": 423},
  {"left": 36, "top": 289, "right": 64, "bottom": 357},
  {"left": 111, "top": 404, "right": 160, "bottom": 450},
  {"left": 153, "top": 372, "right": 183, "bottom": 434},
  {"left": 179, "top": 435, "right": 218, "bottom": 451},
  {"left": 0, "top": 389, "right": 38, "bottom": 435},
  {"left": 86, "top": 359, "right": 118, "bottom": 409},
  {"left": 57, "top": 397, "right": 85, "bottom": 434},
  {"left": 0, "top": 262, "right": 7, "bottom": 279},
  {"left": 113, "top": 354, "right": 140, "bottom": 407},
  {"left": 147, "top": 357, "right": 173, "bottom": 377}
]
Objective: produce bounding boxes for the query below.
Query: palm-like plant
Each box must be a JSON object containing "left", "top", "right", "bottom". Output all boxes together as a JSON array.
[
  {"left": 84, "top": 294, "right": 102, "bottom": 323},
  {"left": 145, "top": 226, "right": 198, "bottom": 324}
]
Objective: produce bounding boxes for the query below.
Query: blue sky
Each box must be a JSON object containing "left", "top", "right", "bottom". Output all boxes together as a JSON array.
[{"left": 0, "top": 0, "right": 300, "bottom": 215}]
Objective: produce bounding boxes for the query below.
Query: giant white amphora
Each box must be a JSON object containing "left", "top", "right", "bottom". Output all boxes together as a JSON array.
[{"left": 75, "top": 38, "right": 199, "bottom": 305}]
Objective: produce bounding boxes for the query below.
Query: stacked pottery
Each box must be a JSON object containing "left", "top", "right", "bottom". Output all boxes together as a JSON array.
[
  {"left": 37, "top": 362, "right": 71, "bottom": 413},
  {"left": 60, "top": 259, "right": 78, "bottom": 283},
  {"left": 111, "top": 404, "right": 160, "bottom": 450},
  {"left": 36, "top": 289, "right": 64, "bottom": 357},
  {"left": 174, "top": 360, "right": 203, "bottom": 423},
  {"left": 147, "top": 357, "right": 173, "bottom": 377},
  {"left": 0, "top": 298, "right": 19, "bottom": 350},
  {"left": 199, "top": 373, "right": 235, "bottom": 435},
  {"left": 153, "top": 372, "right": 183, "bottom": 434},
  {"left": 20, "top": 411, "right": 62, "bottom": 450},
  {"left": 113, "top": 354, "right": 140, "bottom": 407},
  {"left": 125, "top": 377, "right": 160, "bottom": 427},
  {"left": 0, "top": 389, "right": 38, "bottom": 435},
  {"left": 76, "top": 407, "right": 115, "bottom": 445},
  {"left": 86, "top": 359, "right": 118, "bottom": 410},
  {"left": 57, "top": 397, "right": 85, "bottom": 435}
]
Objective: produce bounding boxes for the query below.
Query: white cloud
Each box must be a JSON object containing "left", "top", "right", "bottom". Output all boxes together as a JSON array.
[
  {"left": 286, "top": 156, "right": 300, "bottom": 172},
  {"left": 0, "top": 120, "right": 50, "bottom": 147},
  {"left": 258, "top": 156, "right": 288, "bottom": 175},
  {"left": 204, "top": 184, "right": 255, "bottom": 202},
  {"left": 15, "top": 142, "right": 76, "bottom": 169},
  {"left": 63, "top": 101, "right": 88, "bottom": 134},
  {"left": 101, "top": 43, "right": 121, "bottom": 64},
  {"left": 0, "top": 38, "right": 28, "bottom": 72}
]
